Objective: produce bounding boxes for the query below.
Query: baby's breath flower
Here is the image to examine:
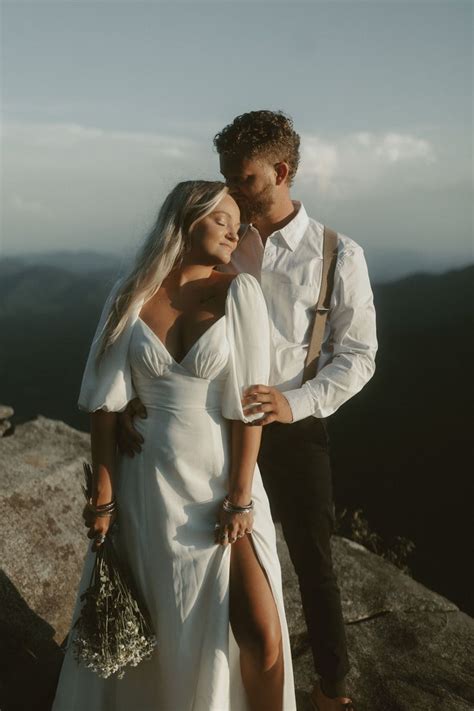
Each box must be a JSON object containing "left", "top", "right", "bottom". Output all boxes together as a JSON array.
[{"left": 72, "top": 462, "right": 157, "bottom": 679}]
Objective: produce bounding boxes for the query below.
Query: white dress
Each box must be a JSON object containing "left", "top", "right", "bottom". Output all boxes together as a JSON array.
[{"left": 52, "top": 272, "right": 297, "bottom": 711}]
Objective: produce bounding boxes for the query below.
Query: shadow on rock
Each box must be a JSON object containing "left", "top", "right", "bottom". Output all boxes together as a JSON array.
[{"left": 0, "top": 569, "right": 63, "bottom": 711}]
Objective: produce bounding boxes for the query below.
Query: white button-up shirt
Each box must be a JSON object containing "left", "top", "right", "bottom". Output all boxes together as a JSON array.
[{"left": 219, "top": 201, "right": 378, "bottom": 422}]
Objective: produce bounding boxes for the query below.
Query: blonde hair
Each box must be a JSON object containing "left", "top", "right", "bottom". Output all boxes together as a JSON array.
[{"left": 96, "top": 180, "right": 228, "bottom": 362}]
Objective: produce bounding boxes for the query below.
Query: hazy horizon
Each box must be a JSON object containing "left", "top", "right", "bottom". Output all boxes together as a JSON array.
[
  {"left": 1, "top": 1, "right": 472, "bottom": 279},
  {"left": 3, "top": 244, "right": 473, "bottom": 285}
]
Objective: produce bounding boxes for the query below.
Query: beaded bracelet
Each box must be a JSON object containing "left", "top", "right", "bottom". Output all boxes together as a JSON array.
[
  {"left": 90, "top": 509, "right": 116, "bottom": 518},
  {"left": 222, "top": 495, "right": 254, "bottom": 515},
  {"left": 86, "top": 497, "right": 117, "bottom": 516}
]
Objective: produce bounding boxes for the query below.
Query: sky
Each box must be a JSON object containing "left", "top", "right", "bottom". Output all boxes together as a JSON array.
[{"left": 1, "top": 0, "right": 472, "bottom": 281}]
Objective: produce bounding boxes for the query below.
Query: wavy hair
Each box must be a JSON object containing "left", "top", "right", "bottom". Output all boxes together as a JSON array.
[
  {"left": 96, "top": 180, "right": 228, "bottom": 362},
  {"left": 213, "top": 110, "right": 300, "bottom": 186}
]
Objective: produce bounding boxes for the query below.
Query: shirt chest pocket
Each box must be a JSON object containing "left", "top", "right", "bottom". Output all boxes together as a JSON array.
[{"left": 261, "top": 272, "right": 321, "bottom": 342}]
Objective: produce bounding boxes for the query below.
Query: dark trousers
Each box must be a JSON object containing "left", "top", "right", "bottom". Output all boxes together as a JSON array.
[{"left": 258, "top": 416, "right": 350, "bottom": 682}]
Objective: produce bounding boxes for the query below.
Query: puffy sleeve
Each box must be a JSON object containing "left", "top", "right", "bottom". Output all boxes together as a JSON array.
[
  {"left": 221, "top": 272, "right": 271, "bottom": 423},
  {"left": 77, "top": 277, "right": 137, "bottom": 413}
]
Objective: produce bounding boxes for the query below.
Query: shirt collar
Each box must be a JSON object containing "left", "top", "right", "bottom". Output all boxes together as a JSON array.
[
  {"left": 272, "top": 201, "right": 309, "bottom": 251},
  {"left": 242, "top": 201, "right": 309, "bottom": 252}
]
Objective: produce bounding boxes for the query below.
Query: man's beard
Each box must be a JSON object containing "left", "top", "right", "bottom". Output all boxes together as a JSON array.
[{"left": 232, "top": 182, "right": 274, "bottom": 224}]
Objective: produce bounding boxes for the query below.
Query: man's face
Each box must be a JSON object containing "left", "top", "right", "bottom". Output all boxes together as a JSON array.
[{"left": 219, "top": 155, "right": 276, "bottom": 223}]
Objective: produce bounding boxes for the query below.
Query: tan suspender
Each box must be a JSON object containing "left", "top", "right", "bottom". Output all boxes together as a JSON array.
[{"left": 302, "top": 226, "right": 338, "bottom": 384}]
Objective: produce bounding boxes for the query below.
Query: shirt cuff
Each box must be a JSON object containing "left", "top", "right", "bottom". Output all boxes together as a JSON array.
[{"left": 282, "top": 385, "right": 315, "bottom": 423}]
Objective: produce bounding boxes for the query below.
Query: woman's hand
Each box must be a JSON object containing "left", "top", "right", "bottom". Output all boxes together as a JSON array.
[
  {"left": 82, "top": 505, "right": 117, "bottom": 552},
  {"left": 214, "top": 508, "right": 254, "bottom": 546}
]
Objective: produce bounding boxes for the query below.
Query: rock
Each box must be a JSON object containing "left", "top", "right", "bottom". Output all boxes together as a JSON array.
[
  {"left": 0, "top": 416, "right": 90, "bottom": 710},
  {"left": 1, "top": 416, "right": 473, "bottom": 711},
  {"left": 0, "top": 571, "right": 64, "bottom": 711},
  {"left": 0, "top": 404, "right": 14, "bottom": 437},
  {"left": 276, "top": 530, "right": 474, "bottom": 711},
  {"left": 0, "top": 405, "right": 14, "bottom": 420},
  {"left": 0, "top": 417, "right": 90, "bottom": 644},
  {"left": 0, "top": 420, "right": 13, "bottom": 436}
]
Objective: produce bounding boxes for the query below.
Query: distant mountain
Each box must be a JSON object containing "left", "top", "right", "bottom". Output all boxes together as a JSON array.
[
  {"left": 363, "top": 247, "right": 466, "bottom": 283},
  {"left": 1, "top": 260, "right": 473, "bottom": 615},
  {"left": 1, "top": 250, "right": 123, "bottom": 276},
  {"left": 0, "top": 264, "right": 122, "bottom": 435},
  {"left": 4, "top": 247, "right": 470, "bottom": 283},
  {"left": 328, "top": 264, "right": 474, "bottom": 615},
  {"left": 0, "top": 263, "right": 121, "bottom": 318}
]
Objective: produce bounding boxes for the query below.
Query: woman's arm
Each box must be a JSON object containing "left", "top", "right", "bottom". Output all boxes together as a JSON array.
[
  {"left": 216, "top": 420, "right": 262, "bottom": 545},
  {"left": 90, "top": 410, "right": 118, "bottom": 503},
  {"left": 228, "top": 420, "right": 262, "bottom": 504},
  {"left": 218, "top": 273, "right": 271, "bottom": 545},
  {"left": 83, "top": 410, "right": 118, "bottom": 550}
]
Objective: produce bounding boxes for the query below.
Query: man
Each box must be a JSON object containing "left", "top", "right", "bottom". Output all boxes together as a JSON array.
[{"left": 118, "top": 110, "right": 377, "bottom": 711}]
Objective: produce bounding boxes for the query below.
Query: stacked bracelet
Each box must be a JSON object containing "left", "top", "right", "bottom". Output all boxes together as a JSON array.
[
  {"left": 86, "top": 496, "right": 117, "bottom": 517},
  {"left": 222, "top": 495, "right": 254, "bottom": 515}
]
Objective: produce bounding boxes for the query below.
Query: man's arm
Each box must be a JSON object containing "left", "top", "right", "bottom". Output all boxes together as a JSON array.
[{"left": 282, "top": 241, "right": 378, "bottom": 421}]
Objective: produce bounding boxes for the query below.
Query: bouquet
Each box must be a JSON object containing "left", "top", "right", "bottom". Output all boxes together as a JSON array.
[{"left": 71, "top": 462, "right": 157, "bottom": 679}]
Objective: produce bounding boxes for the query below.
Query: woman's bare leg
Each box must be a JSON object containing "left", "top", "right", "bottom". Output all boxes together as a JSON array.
[{"left": 229, "top": 534, "right": 284, "bottom": 711}]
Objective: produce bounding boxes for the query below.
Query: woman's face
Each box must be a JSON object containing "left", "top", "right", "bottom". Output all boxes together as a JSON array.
[{"left": 188, "top": 193, "right": 240, "bottom": 266}]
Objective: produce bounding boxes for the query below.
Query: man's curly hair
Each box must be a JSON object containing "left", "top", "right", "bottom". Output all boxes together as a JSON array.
[{"left": 213, "top": 110, "right": 301, "bottom": 186}]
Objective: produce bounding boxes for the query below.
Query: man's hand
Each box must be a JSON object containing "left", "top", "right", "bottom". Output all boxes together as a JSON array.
[
  {"left": 117, "top": 397, "right": 148, "bottom": 457},
  {"left": 241, "top": 385, "right": 293, "bottom": 426}
]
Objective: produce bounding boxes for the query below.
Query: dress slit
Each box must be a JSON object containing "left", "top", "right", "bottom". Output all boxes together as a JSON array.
[{"left": 227, "top": 517, "right": 294, "bottom": 711}]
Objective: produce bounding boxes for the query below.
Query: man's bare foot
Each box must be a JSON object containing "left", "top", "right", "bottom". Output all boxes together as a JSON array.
[{"left": 310, "top": 681, "right": 355, "bottom": 711}]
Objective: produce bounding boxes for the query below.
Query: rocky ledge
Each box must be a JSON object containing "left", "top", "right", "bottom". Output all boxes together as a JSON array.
[
  {"left": 0, "top": 404, "right": 15, "bottom": 437},
  {"left": 0, "top": 416, "right": 473, "bottom": 711}
]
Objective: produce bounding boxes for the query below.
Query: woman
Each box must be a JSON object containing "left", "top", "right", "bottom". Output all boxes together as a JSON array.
[{"left": 52, "top": 180, "right": 297, "bottom": 711}]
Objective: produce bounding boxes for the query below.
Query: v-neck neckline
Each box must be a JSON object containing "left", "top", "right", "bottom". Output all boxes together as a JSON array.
[{"left": 137, "top": 315, "right": 225, "bottom": 367}]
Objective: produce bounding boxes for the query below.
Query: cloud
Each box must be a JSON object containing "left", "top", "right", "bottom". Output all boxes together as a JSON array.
[
  {"left": 3, "top": 120, "right": 199, "bottom": 154},
  {"left": 374, "top": 132, "right": 435, "bottom": 163},
  {"left": 1, "top": 120, "right": 215, "bottom": 254},
  {"left": 2, "top": 120, "right": 468, "bottom": 275},
  {"left": 297, "top": 130, "right": 436, "bottom": 199},
  {"left": 9, "top": 193, "right": 54, "bottom": 218}
]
